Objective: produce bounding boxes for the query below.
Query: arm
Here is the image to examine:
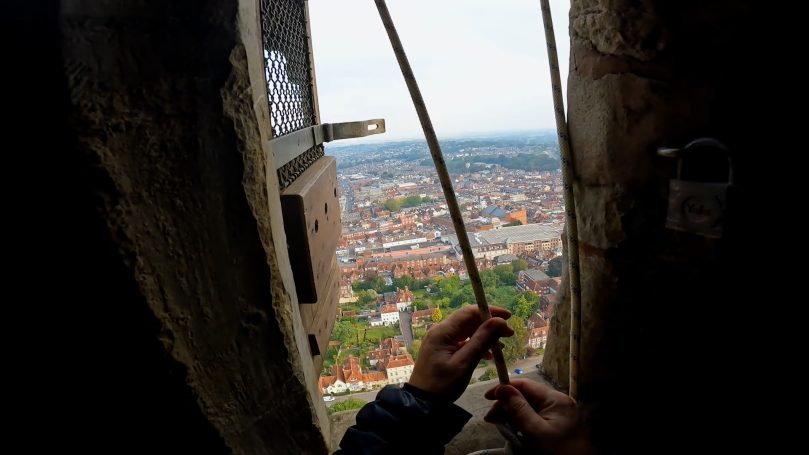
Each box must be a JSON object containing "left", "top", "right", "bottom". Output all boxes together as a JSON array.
[
  {"left": 336, "top": 306, "right": 514, "bottom": 454},
  {"left": 336, "top": 384, "right": 471, "bottom": 455}
]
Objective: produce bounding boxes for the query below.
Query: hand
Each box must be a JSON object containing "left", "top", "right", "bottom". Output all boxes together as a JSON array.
[
  {"left": 407, "top": 305, "right": 513, "bottom": 402},
  {"left": 484, "top": 379, "right": 593, "bottom": 455}
]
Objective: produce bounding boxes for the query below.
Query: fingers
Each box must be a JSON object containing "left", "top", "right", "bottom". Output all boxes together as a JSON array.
[
  {"left": 486, "top": 379, "right": 562, "bottom": 409},
  {"left": 452, "top": 317, "right": 514, "bottom": 367},
  {"left": 489, "top": 385, "right": 549, "bottom": 437},
  {"left": 430, "top": 305, "right": 511, "bottom": 342}
]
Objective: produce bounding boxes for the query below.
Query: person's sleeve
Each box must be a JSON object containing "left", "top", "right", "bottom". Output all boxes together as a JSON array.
[{"left": 335, "top": 384, "right": 472, "bottom": 455}]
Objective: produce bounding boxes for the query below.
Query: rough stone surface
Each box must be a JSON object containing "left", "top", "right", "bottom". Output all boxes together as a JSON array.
[
  {"left": 544, "top": 0, "right": 757, "bottom": 453},
  {"left": 570, "top": 0, "right": 668, "bottom": 61},
  {"left": 60, "top": 1, "right": 328, "bottom": 453}
]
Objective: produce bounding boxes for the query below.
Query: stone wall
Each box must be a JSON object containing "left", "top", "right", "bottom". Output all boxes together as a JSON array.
[
  {"left": 56, "top": 0, "right": 328, "bottom": 453},
  {"left": 543, "top": 1, "right": 756, "bottom": 453}
]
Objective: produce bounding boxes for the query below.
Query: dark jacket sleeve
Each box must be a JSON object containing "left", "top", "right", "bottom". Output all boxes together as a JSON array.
[{"left": 335, "top": 384, "right": 472, "bottom": 455}]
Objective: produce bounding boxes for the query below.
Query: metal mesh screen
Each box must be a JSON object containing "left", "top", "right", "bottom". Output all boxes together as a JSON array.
[
  {"left": 261, "top": 0, "right": 316, "bottom": 137},
  {"left": 260, "top": 0, "right": 323, "bottom": 188}
]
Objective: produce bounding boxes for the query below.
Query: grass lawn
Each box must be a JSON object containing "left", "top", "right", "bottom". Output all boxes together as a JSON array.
[{"left": 362, "top": 325, "right": 398, "bottom": 342}]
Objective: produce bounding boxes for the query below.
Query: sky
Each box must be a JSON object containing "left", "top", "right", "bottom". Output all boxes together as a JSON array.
[{"left": 308, "top": 0, "right": 571, "bottom": 142}]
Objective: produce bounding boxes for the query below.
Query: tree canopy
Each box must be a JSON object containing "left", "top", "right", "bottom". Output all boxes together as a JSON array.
[
  {"left": 547, "top": 256, "right": 564, "bottom": 278},
  {"left": 503, "top": 316, "right": 528, "bottom": 363}
]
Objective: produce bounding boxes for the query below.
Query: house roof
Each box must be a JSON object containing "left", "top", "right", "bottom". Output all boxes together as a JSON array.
[
  {"left": 381, "top": 337, "right": 404, "bottom": 352},
  {"left": 381, "top": 304, "right": 398, "bottom": 314},
  {"left": 381, "top": 354, "right": 415, "bottom": 370},
  {"left": 342, "top": 356, "right": 363, "bottom": 383},
  {"left": 362, "top": 371, "right": 387, "bottom": 382},
  {"left": 319, "top": 375, "right": 337, "bottom": 390},
  {"left": 477, "top": 223, "right": 561, "bottom": 245},
  {"left": 529, "top": 312, "right": 547, "bottom": 328},
  {"left": 496, "top": 254, "right": 519, "bottom": 264},
  {"left": 395, "top": 287, "right": 413, "bottom": 303},
  {"left": 521, "top": 269, "right": 551, "bottom": 282},
  {"left": 481, "top": 205, "right": 509, "bottom": 218}
]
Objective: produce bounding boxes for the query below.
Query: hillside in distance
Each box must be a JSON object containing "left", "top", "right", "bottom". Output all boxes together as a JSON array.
[{"left": 329, "top": 131, "right": 560, "bottom": 172}]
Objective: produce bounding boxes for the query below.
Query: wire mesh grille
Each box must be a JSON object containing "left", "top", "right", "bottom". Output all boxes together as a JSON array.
[
  {"left": 260, "top": 0, "right": 323, "bottom": 189},
  {"left": 261, "top": 0, "right": 317, "bottom": 138}
]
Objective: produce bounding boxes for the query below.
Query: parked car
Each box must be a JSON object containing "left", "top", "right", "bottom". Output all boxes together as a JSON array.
[
  {"left": 514, "top": 368, "right": 523, "bottom": 375},
  {"left": 323, "top": 396, "right": 335, "bottom": 402}
]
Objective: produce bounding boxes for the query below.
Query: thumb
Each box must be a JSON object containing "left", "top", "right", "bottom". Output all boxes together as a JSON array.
[{"left": 495, "top": 385, "right": 547, "bottom": 437}]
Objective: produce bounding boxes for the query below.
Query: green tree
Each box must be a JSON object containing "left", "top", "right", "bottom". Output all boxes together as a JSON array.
[
  {"left": 381, "top": 171, "right": 393, "bottom": 179},
  {"left": 503, "top": 316, "right": 528, "bottom": 363},
  {"left": 451, "top": 283, "right": 475, "bottom": 308},
  {"left": 403, "top": 195, "right": 422, "bottom": 207},
  {"left": 335, "top": 348, "right": 351, "bottom": 367},
  {"left": 491, "top": 286, "right": 517, "bottom": 310},
  {"left": 357, "top": 289, "right": 378, "bottom": 308},
  {"left": 479, "top": 366, "right": 498, "bottom": 381},
  {"left": 327, "top": 398, "right": 368, "bottom": 415},
  {"left": 410, "top": 339, "right": 422, "bottom": 361},
  {"left": 322, "top": 346, "right": 339, "bottom": 372},
  {"left": 331, "top": 320, "right": 356, "bottom": 345},
  {"left": 480, "top": 269, "right": 499, "bottom": 289},
  {"left": 393, "top": 274, "right": 415, "bottom": 290},
  {"left": 436, "top": 275, "right": 461, "bottom": 298},
  {"left": 547, "top": 256, "right": 564, "bottom": 278},
  {"left": 494, "top": 264, "right": 516, "bottom": 286},
  {"left": 368, "top": 276, "right": 386, "bottom": 293},
  {"left": 383, "top": 198, "right": 402, "bottom": 212},
  {"left": 416, "top": 277, "right": 434, "bottom": 290},
  {"left": 511, "top": 259, "right": 529, "bottom": 273},
  {"left": 431, "top": 307, "right": 443, "bottom": 323},
  {"left": 514, "top": 295, "right": 532, "bottom": 319},
  {"left": 413, "top": 299, "right": 428, "bottom": 310}
]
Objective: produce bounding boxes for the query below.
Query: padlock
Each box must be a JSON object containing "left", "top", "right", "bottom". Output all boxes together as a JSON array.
[{"left": 658, "top": 138, "right": 734, "bottom": 238}]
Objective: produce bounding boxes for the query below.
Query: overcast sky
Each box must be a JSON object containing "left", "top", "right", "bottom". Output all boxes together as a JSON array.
[{"left": 308, "top": 0, "right": 570, "bottom": 141}]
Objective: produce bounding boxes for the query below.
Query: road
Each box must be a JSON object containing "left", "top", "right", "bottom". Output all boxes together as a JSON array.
[
  {"left": 471, "top": 354, "right": 543, "bottom": 382},
  {"left": 340, "top": 178, "right": 354, "bottom": 213},
  {"left": 326, "top": 354, "right": 544, "bottom": 409},
  {"left": 399, "top": 311, "right": 414, "bottom": 350}
]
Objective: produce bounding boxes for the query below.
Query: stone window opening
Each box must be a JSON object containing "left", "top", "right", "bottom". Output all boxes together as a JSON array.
[{"left": 44, "top": 0, "right": 758, "bottom": 452}]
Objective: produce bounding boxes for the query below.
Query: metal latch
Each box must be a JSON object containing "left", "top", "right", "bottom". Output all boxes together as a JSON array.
[{"left": 270, "top": 119, "right": 385, "bottom": 170}]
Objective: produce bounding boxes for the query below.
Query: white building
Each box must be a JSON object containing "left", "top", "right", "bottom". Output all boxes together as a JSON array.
[
  {"left": 321, "top": 379, "right": 347, "bottom": 395},
  {"left": 380, "top": 354, "right": 415, "bottom": 385},
  {"left": 380, "top": 304, "right": 400, "bottom": 326}
]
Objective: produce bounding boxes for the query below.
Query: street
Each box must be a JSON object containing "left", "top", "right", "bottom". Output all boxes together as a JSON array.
[
  {"left": 326, "top": 354, "right": 543, "bottom": 408},
  {"left": 399, "top": 311, "right": 414, "bottom": 350}
]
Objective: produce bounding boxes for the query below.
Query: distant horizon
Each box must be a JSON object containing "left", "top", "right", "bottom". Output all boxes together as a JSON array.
[{"left": 326, "top": 128, "right": 560, "bottom": 148}]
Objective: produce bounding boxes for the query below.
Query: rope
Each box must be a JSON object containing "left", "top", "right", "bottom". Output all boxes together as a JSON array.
[
  {"left": 538, "top": 0, "right": 582, "bottom": 400},
  {"left": 373, "top": 1, "right": 580, "bottom": 452},
  {"left": 373, "top": 0, "right": 510, "bottom": 386}
]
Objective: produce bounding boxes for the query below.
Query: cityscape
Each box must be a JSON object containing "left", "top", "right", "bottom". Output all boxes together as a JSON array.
[{"left": 320, "top": 132, "right": 568, "bottom": 411}]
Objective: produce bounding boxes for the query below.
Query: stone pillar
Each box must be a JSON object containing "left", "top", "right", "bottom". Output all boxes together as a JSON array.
[
  {"left": 57, "top": 0, "right": 329, "bottom": 452},
  {"left": 543, "top": 1, "right": 755, "bottom": 453}
]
